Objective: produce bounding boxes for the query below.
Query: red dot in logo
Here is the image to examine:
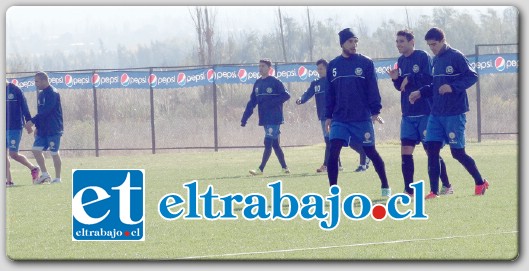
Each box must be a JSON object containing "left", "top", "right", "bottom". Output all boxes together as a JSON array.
[
  {"left": 372, "top": 204, "right": 387, "bottom": 220},
  {"left": 125, "top": 231, "right": 130, "bottom": 236}
]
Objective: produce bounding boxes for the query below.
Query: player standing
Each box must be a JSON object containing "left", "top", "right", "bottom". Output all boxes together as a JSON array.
[
  {"left": 241, "top": 59, "right": 291, "bottom": 175},
  {"left": 409, "top": 27, "right": 489, "bottom": 198}
]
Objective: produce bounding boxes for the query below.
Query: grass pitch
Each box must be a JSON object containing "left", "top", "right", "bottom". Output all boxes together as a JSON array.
[{"left": 5, "top": 141, "right": 518, "bottom": 260}]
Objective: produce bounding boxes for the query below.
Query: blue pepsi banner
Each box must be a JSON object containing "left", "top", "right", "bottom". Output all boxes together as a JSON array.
[
  {"left": 6, "top": 53, "right": 518, "bottom": 92},
  {"left": 275, "top": 64, "right": 319, "bottom": 83},
  {"left": 213, "top": 65, "right": 260, "bottom": 85}
]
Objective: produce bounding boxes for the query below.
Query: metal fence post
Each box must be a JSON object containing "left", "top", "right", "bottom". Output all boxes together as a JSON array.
[
  {"left": 212, "top": 65, "right": 219, "bottom": 152},
  {"left": 149, "top": 67, "right": 156, "bottom": 154},
  {"left": 475, "top": 45, "right": 482, "bottom": 143},
  {"left": 92, "top": 70, "right": 100, "bottom": 157}
]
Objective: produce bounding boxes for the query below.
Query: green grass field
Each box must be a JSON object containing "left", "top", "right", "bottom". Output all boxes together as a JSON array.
[{"left": 5, "top": 141, "right": 518, "bottom": 260}]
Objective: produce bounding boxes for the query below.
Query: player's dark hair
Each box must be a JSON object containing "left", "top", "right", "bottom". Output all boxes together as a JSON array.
[
  {"left": 424, "top": 27, "right": 445, "bottom": 41},
  {"left": 316, "top": 59, "right": 328, "bottom": 67},
  {"left": 35, "top": 71, "right": 49, "bottom": 80},
  {"left": 397, "top": 29, "right": 414, "bottom": 41},
  {"left": 259, "top": 58, "right": 272, "bottom": 67}
]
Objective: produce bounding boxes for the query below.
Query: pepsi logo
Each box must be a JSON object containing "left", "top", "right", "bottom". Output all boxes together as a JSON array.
[
  {"left": 495, "top": 57, "right": 506, "bottom": 72},
  {"left": 11, "top": 79, "right": 18, "bottom": 86},
  {"left": 65, "top": 74, "right": 73, "bottom": 87},
  {"left": 92, "top": 74, "right": 101, "bottom": 87},
  {"left": 298, "top": 66, "right": 308, "bottom": 80},
  {"left": 148, "top": 74, "right": 157, "bottom": 87},
  {"left": 121, "top": 73, "right": 130, "bottom": 87},
  {"left": 238, "top": 69, "right": 248, "bottom": 82},
  {"left": 207, "top": 69, "right": 215, "bottom": 83},
  {"left": 269, "top": 67, "right": 275, "bottom": 76},
  {"left": 177, "top": 72, "right": 186, "bottom": 86}
]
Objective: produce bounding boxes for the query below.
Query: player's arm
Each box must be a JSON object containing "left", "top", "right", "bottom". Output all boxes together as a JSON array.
[
  {"left": 324, "top": 65, "right": 336, "bottom": 121},
  {"left": 30, "top": 90, "right": 57, "bottom": 127},
  {"left": 366, "top": 61, "right": 382, "bottom": 116},
  {"left": 297, "top": 81, "right": 316, "bottom": 104},
  {"left": 449, "top": 54, "right": 478, "bottom": 93},
  {"left": 241, "top": 84, "right": 258, "bottom": 127},
  {"left": 15, "top": 85, "right": 32, "bottom": 123}
]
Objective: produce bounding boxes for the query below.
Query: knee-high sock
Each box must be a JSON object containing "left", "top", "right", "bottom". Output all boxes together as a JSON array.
[
  {"left": 259, "top": 138, "right": 273, "bottom": 171},
  {"left": 323, "top": 137, "right": 330, "bottom": 166},
  {"left": 426, "top": 141, "right": 443, "bottom": 194},
  {"left": 439, "top": 156, "right": 451, "bottom": 188},
  {"left": 272, "top": 138, "right": 287, "bottom": 169},
  {"left": 363, "top": 146, "right": 389, "bottom": 188},
  {"left": 450, "top": 148, "right": 484, "bottom": 185},
  {"left": 350, "top": 142, "right": 367, "bottom": 165},
  {"left": 328, "top": 139, "right": 344, "bottom": 186},
  {"left": 401, "top": 154, "right": 414, "bottom": 194}
]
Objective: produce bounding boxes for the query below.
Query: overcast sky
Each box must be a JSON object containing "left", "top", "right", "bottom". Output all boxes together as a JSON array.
[{"left": 6, "top": 6, "right": 510, "bottom": 55}]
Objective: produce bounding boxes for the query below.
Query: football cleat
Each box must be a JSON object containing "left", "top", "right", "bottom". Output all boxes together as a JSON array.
[
  {"left": 425, "top": 192, "right": 439, "bottom": 199},
  {"left": 475, "top": 179, "right": 489, "bottom": 195},
  {"left": 439, "top": 185, "right": 454, "bottom": 195},
  {"left": 316, "top": 165, "right": 327, "bottom": 173},
  {"left": 249, "top": 169, "right": 263, "bottom": 176},
  {"left": 381, "top": 188, "right": 391, "bottom": 197},
  {"left": 30, "top": 167, "right": 40, "bottom": 183}
]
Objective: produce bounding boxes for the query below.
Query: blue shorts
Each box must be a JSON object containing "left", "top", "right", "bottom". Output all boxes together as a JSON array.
[
  {"left": 425, "top": 114, "right": 466, "bottom": 149},
  {"left": 329, "top": 120, "right": 375, "bottom": 147},
  {"left": 320, "top": 120, "right": 329, "bottom": 139},
  {"left": 33, "top": 134, "right": 62, "bottom": 155},
  {"left": 400, "top": 115, "right": 429, "bottom": 144},
  {"left": 263, "top": 125, "right": 281, "bottom": 140},
  {"left": 6, "top": 130, "right": 22, "bottom": 152}
]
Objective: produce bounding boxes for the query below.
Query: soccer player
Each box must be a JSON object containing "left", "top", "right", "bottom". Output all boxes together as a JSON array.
[
  {"left": 325, "top": 28, "right": 391, "bottom": 196},
  {"left": 24, "top": 72, "right": 64, "bottom": 184},
  {"left": 409, "top": 27, "right": 489, "bottom": 198},
  {"left": 241, "top": 59, "right": 291, "bottom": 175},
  {"left": 387, "top": 29, "right": 452, "bottom": 196},
  {"left": 6, "top": 80, "right": 40, "bottom": 186},
  {"left": 296, "top": 59, "right": 370, "bottom": 173}
]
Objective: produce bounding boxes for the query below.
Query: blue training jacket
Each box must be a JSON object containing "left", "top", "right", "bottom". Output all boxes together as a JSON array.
[
  {"left": 392, "top": 50, "right": 433, "bottom": 117},
  {"left": 299, "top": 77, "right": 328, "bottom": 120},
  {"left": 325, "top": 54, "right": 382, "bottom": 122},
  {"left": 6, "top": 83, "right": 32, "bottom": 130},
  {"left": 241, "top": 76, "right": 290, "bottom": 126},
  {"left": 31, "top": 85, "right": 64, "bottom": 136},
  {"left": 419, "top": 45, "right": 478, "bottom": 116}
]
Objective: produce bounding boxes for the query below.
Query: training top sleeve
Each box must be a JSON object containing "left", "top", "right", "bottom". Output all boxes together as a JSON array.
[
  {"left": 324, "top": 65, "right": 335, "bottom": 119},
  {"left": 299, "top": 80, "right": 316, "bottom": 104},
  {"left": 450, "top": 52, "right": 478, "bottom": 94},
  {"left": 241, "top": 83, "right": 258, "bottom": 125},
  {"left": 32, "top": 90, "right": 57, "bottom": 125},
  {"left": 366, "top": 60, "right": 382, "bottom": 116}
]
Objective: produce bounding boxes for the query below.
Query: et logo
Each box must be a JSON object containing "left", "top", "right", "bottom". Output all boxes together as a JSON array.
[{"left": 72, "top": 169, "right": 145, "bottom": 241}]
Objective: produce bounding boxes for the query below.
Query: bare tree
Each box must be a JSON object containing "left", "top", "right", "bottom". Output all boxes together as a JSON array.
[
  {"left": 189, "top": 7, "right": 217, "bottom": 65},
  {"left": 306, "top": 7, "right": 314, "bottom": 62},
  {"left": 277, "top": 7, "right": 288, "bottom": 62}
]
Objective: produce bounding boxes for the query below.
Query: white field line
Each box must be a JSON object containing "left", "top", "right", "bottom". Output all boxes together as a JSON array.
[{"left": 177, "top": 230, "right": 518, "bottom": 259}]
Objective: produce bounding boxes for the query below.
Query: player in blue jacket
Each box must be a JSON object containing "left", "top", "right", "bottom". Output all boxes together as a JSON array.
[
  {"left": 387, "top": 30, "right": 452, "bottom": 196},
  {"left": 325, "top": 28, "right": 391, "bottom": 197},
  {"left": 24, "top": 72, "right": 64, "bottom": 184},
  {"left": 241, "top": 59, "right": 291, "bottom": 175},
  {"left": 296, "top": 59, "right": 370, "bottom": 173},
  {"left": 409, "top": 27, "right": 489, "bottom": 198},
  {"left": 6, "top": 81, "right": 40, "bottom": 186}
]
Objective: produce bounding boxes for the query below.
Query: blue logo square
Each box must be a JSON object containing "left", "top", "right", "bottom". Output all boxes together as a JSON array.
[{"left": 72, "top": 169, "right": 145, "bottom": 241}]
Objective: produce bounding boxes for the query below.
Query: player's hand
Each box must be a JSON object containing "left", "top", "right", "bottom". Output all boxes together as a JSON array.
[
  {"left": 439, "top": 84, "right": 453, "bottom": 95},
  {"left": 387, "top": 68, "right": 399, "bottom": 80},
  {"left": 409, "top": 90, "right": 421, "bottom": 104},
  {"left": 24, "top": 120, "right": 33, "bottom": 129},
  {"left": 400, "top": 76, "right": 409, "bottom": 92},
  {"left": 325, "top": 119, "right": 331, "bottom": 133},
  {"left": 372, "top": 115, "right": 385, "bottom": 124},
  {"left": 25, "top": 125, "right": 33, "bottom": 134},
  {"left": 296, "top": 98, "right": 302, "bottom": 105}
]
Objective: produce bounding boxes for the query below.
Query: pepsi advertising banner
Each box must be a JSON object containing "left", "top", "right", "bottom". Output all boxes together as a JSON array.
[
  {"left": 6, "top": 53, "right": 518, "bottom": 92},
  {"left": 213, "top": 65, "right": 261, "bottom": 85},
  {"left": 275, "top": 64, "right": 319, "bottom": 83}
]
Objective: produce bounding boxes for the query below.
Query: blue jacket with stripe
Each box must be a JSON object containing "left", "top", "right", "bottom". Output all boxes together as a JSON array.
[
  {"left": 299, "top": 77, "right": 328, "bottom": 120},
  {"left": 241, "top": 76, "right": 290, "bottom": 126},
  {"left": 392, "top": 49, "right": 433, "bottom": 116},
  {"left": 6, "top": 83, "right": 32, "bottom": 130},
  {"left": 325, "top": 54, "right": 382, "bottom": 122},
  {"left": 31, "top": 85, "right": 64, "bottom": 136},
  {"left": 419, "top": 45, "right": 478, "bottom": 116}
]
